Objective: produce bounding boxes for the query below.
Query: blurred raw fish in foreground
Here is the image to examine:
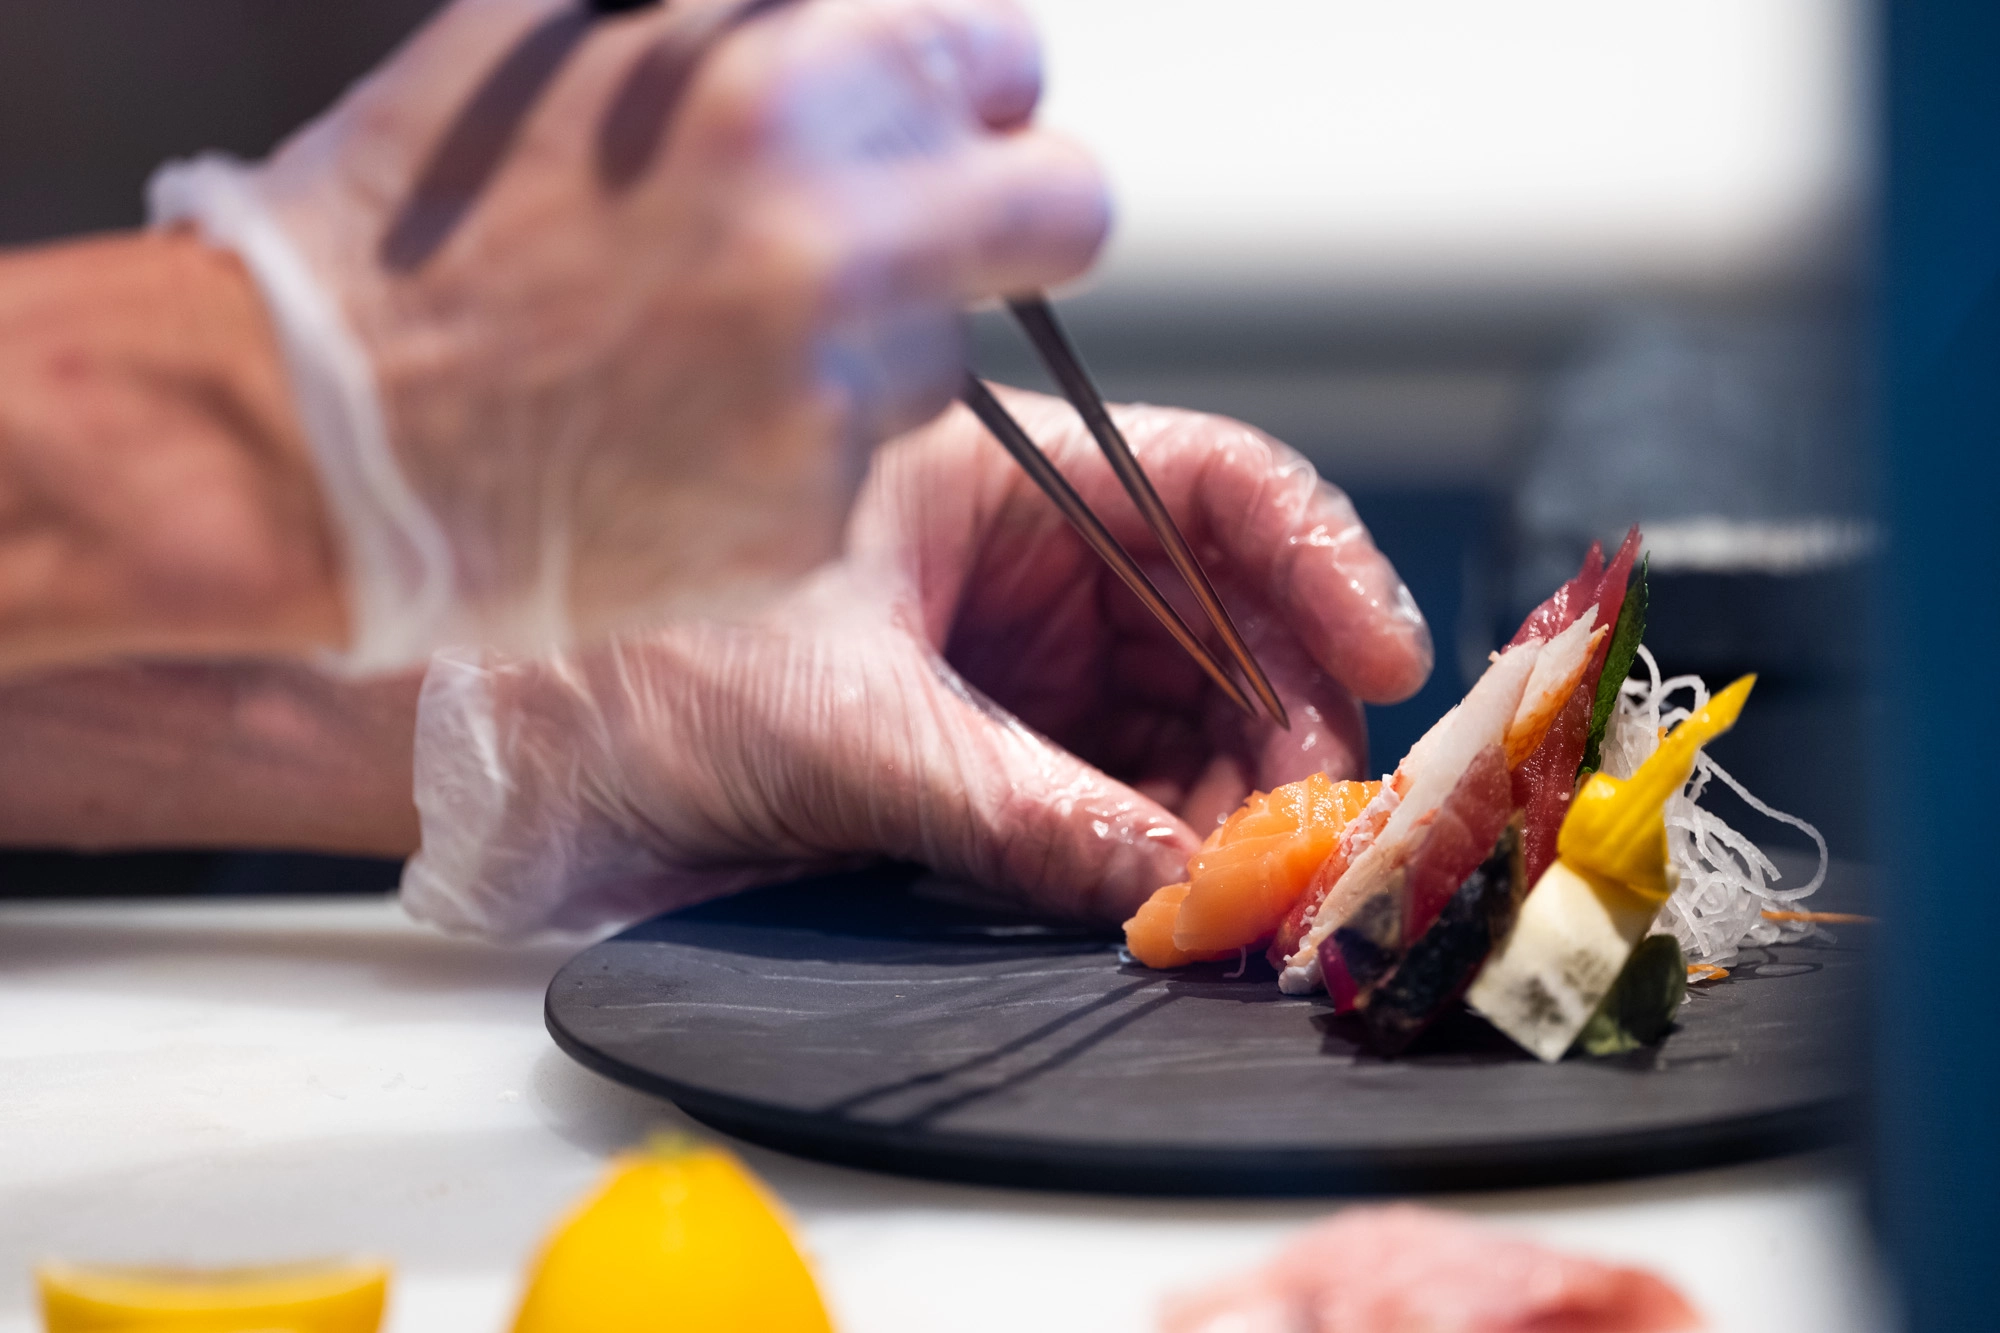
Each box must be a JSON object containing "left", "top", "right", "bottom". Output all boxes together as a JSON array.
[{"left": 1161, "top": 1204, "right": 1703, "bottom": 1333}]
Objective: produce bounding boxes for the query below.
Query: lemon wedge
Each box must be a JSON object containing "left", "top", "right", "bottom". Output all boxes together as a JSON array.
[
  {"left": 37, "top": 1258, "right": 388, "bottom": 1332},
  {"left": 510, "top": 1137, "right": 831, "bottom": 1333}
]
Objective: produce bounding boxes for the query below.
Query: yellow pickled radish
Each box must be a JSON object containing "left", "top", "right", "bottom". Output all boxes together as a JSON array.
[
  {"left": 1558, "top": 674, "right": 1755, "bottom": 897},
  {"left": 510, "top": 1137, "right": 832, "bottom": 1333},
  {"left": 37, "top": 1258, "right": 388, "bottom": 1333}
]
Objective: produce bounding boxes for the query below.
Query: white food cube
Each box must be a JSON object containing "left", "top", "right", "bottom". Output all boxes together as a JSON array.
[{"left": 1465, "top": 860, "right": 1665, "bottom": 1062}]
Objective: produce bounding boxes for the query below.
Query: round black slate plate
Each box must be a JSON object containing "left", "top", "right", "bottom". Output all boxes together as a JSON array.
[{"left": 547, "top": 858, "right": 1866, "bottom": 1195}]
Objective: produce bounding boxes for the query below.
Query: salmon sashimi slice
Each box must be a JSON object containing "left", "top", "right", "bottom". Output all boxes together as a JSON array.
[
  {"left": 1266, "top": 783, "right": 1399, "bottom": 969},
  {"left": 1173, "top": 774, "right": 1378, "bottom": 955},
  {"left": 1123, "top": 884, "right": 1233, "bottom": 970},
  {"left": 1121, "top": 774, "right": 1380, "bottom": 969},
  {"left": 1161, "top": 1204, "right": 1705, "bottom": 1333}
]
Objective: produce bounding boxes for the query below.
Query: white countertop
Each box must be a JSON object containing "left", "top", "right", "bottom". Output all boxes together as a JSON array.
[{"left": 0, "top": 896, "right": 1889, "bottom": 1333}]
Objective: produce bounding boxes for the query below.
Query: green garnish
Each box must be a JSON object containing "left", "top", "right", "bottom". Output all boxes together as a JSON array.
[
  {"left": 1579, "top": 554, "right": 1648, "bottom": 777},
  {"left": 1570, "top": 932, "right": 1685, "bottom": 1057}
]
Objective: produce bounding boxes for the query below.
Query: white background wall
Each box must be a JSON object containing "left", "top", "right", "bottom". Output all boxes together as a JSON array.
[{"left": 1021, "top": 0, "right": 1867, "bottom": 296}]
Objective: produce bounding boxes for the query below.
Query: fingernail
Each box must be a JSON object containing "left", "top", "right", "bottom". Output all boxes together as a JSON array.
[{"left": 1391, "top": 580, "right": 1426, "bottom": 629}]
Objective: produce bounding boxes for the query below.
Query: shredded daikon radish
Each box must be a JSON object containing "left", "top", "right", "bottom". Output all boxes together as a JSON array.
[{"left": 1599, "top": 645, "right": 1830, "bottom": 965}]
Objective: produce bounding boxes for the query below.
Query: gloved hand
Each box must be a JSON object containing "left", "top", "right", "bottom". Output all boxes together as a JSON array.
[
  {"left": 402, "top": 389, "right": 1433, "bottom": 939},
  {"left": 150, "top": 0, "right": 1105, "bottom": 669}
]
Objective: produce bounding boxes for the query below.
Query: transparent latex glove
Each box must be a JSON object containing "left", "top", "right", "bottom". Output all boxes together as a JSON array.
[
  {"left": 151, "top": 0, "right": 1105, "bottom": 669},
  {"left": 403, "top": 389, "right": 1433, "bottom": 938}
]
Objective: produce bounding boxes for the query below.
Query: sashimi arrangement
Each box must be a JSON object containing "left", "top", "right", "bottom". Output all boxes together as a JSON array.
[{"left": 1123, "top": 528, "right": 1832, "bottom": 1061}]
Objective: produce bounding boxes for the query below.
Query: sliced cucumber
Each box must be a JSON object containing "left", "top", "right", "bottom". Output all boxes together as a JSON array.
[{"left": 1570, "top": 933, "right": 1687, "bottom": 1057}]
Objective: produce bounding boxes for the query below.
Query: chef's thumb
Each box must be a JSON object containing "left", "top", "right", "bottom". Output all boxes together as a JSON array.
[{"left": 888, "top": 663, "right": 1201, "bottom": 922}]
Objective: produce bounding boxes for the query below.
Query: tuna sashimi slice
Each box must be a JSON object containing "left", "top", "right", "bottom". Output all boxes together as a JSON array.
[
  {"left": 1160, "top": 1205, "right": 1704, "bottom": 1333},
  {"left": 1509, "top": 541, "right": 1605, "bottom": 647},
  {"left": 1513, "top": 682, "right": 1594, "bottom": 888},
  {"left": 1511, "top": 525, "right": 1643, "bottom": 887},
  {"left": 1355, "top": 820, "right": 1523, "bottom": 1053},
  {"left": 1591, "top": 525, "right": 1643, "bottom": 639},
  {"left": 1507, "top": 525, "right": 1638, "bottom": 654},
  {"left": 1401, "top": 743, "right": 1513, "bottom": 943}
]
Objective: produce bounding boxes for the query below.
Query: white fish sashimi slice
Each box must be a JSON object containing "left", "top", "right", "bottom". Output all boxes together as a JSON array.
[
  {"left": 1504, "top": 606, "right": 1604, "bottom": 767},
  {"left": 1374, "top": 639, "right": 1542, "bottom": 856},
  {"left": 1278, "top": 845, "right": 1405, "bottom": 994},
  {"left": 1278, "top": 639, "right": 1545, "bottom": 991},
  {"left": 1392, "top": 687, "right": 1471, "bottom": 797}
]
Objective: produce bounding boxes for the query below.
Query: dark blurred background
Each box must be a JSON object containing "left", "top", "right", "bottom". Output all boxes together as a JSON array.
[{"left": 0, "top": 0, "right": 1873, "bottom": 896}]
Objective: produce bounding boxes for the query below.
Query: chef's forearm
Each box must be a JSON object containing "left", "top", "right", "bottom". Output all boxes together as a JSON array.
[
  {"left": 0, "top": 662, "right": 420, "bottom": 855},
  {"left": 0, "top": 230, "right": 347, "bottom": 674}
]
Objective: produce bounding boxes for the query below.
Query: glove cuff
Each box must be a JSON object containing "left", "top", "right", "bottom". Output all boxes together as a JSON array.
[
  {"left": 148, "top": 153, "right": 456, "bottom": 674},
  {"left": 399, "top": 648, "right": 525, "bottom": 938},
  {"left": 402, "top": 648, "right": 687, "bottom": 941}
]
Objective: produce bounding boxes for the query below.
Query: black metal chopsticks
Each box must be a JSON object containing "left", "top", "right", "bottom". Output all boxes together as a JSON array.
[{"left": 967, "top": 300, "right": 1289, "bottom": 729}]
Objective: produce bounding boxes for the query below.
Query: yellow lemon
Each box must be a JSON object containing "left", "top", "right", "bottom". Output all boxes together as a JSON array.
[
  {"left": 37, "top": 1258, "right": 388, "bottom": 1333},
  {"left": 510, "top": 1137, "right": 831, "bottom": 1333}
]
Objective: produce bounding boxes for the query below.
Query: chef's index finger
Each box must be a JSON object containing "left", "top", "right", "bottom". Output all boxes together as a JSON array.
[{"left": 1013, "top": 394, "right": 1435, "bottom": 706}]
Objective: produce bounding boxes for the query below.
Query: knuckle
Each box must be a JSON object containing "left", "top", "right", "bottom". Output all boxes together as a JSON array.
[
  {"left": 820, "top": 310, "right": 965, "bottom": 444},
  {"left": 758, "top": 218, "right": 846, "bottom": 320},
  {"left": 688, "top": 204, "right": 851, "bottom": 358},
  {"left": 690, "top": 46, "right": 786, "bottom": 152},
  {"left": 943, "top": 0, "right": 1045, "bottom": 100},
  {"left": 880, "top": 348, "right": 963, "bottom": 435},
  {"left": 1041, "top": 139, "right": 1114, "bottom": 232},
  {"left": 783, "top": 0, "right": 908, "bottom": 76}
]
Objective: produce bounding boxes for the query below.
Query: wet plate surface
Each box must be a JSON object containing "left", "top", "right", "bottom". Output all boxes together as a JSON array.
[{"left": 547, "top": 858, "right": 1864, "bottom": 1195}]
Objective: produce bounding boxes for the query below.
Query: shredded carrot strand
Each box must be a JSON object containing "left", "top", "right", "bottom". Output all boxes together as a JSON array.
[
  {"left": 1686, "top": 963, "right": 1730, "bottom": 983},
  {"left": 1760, "top": 909, "right": 1876, "bottom": 925}
]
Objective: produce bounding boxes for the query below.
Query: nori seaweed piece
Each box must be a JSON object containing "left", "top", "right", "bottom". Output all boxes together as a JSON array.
[
  {"left": 1359, "top": 821, "right": 1527, "bottom": 1056},
  {"left": 1580, "top": 554, "right": 1649, "bottom": 777},
  {"left": 1329, "top": 888, "right": 1403, "bottom": 994},
  {"left": 1570, "top": 932, "right": 1687, "bottom": 1057}
]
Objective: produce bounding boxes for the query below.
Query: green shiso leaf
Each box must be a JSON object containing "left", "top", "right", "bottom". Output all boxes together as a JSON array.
[
  {"left": 1579, "top": 554, "right": 1649, "bottom": 777},
  {"left": 1570, "top": 932, "right": 1686, "bottom": 1057}
]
